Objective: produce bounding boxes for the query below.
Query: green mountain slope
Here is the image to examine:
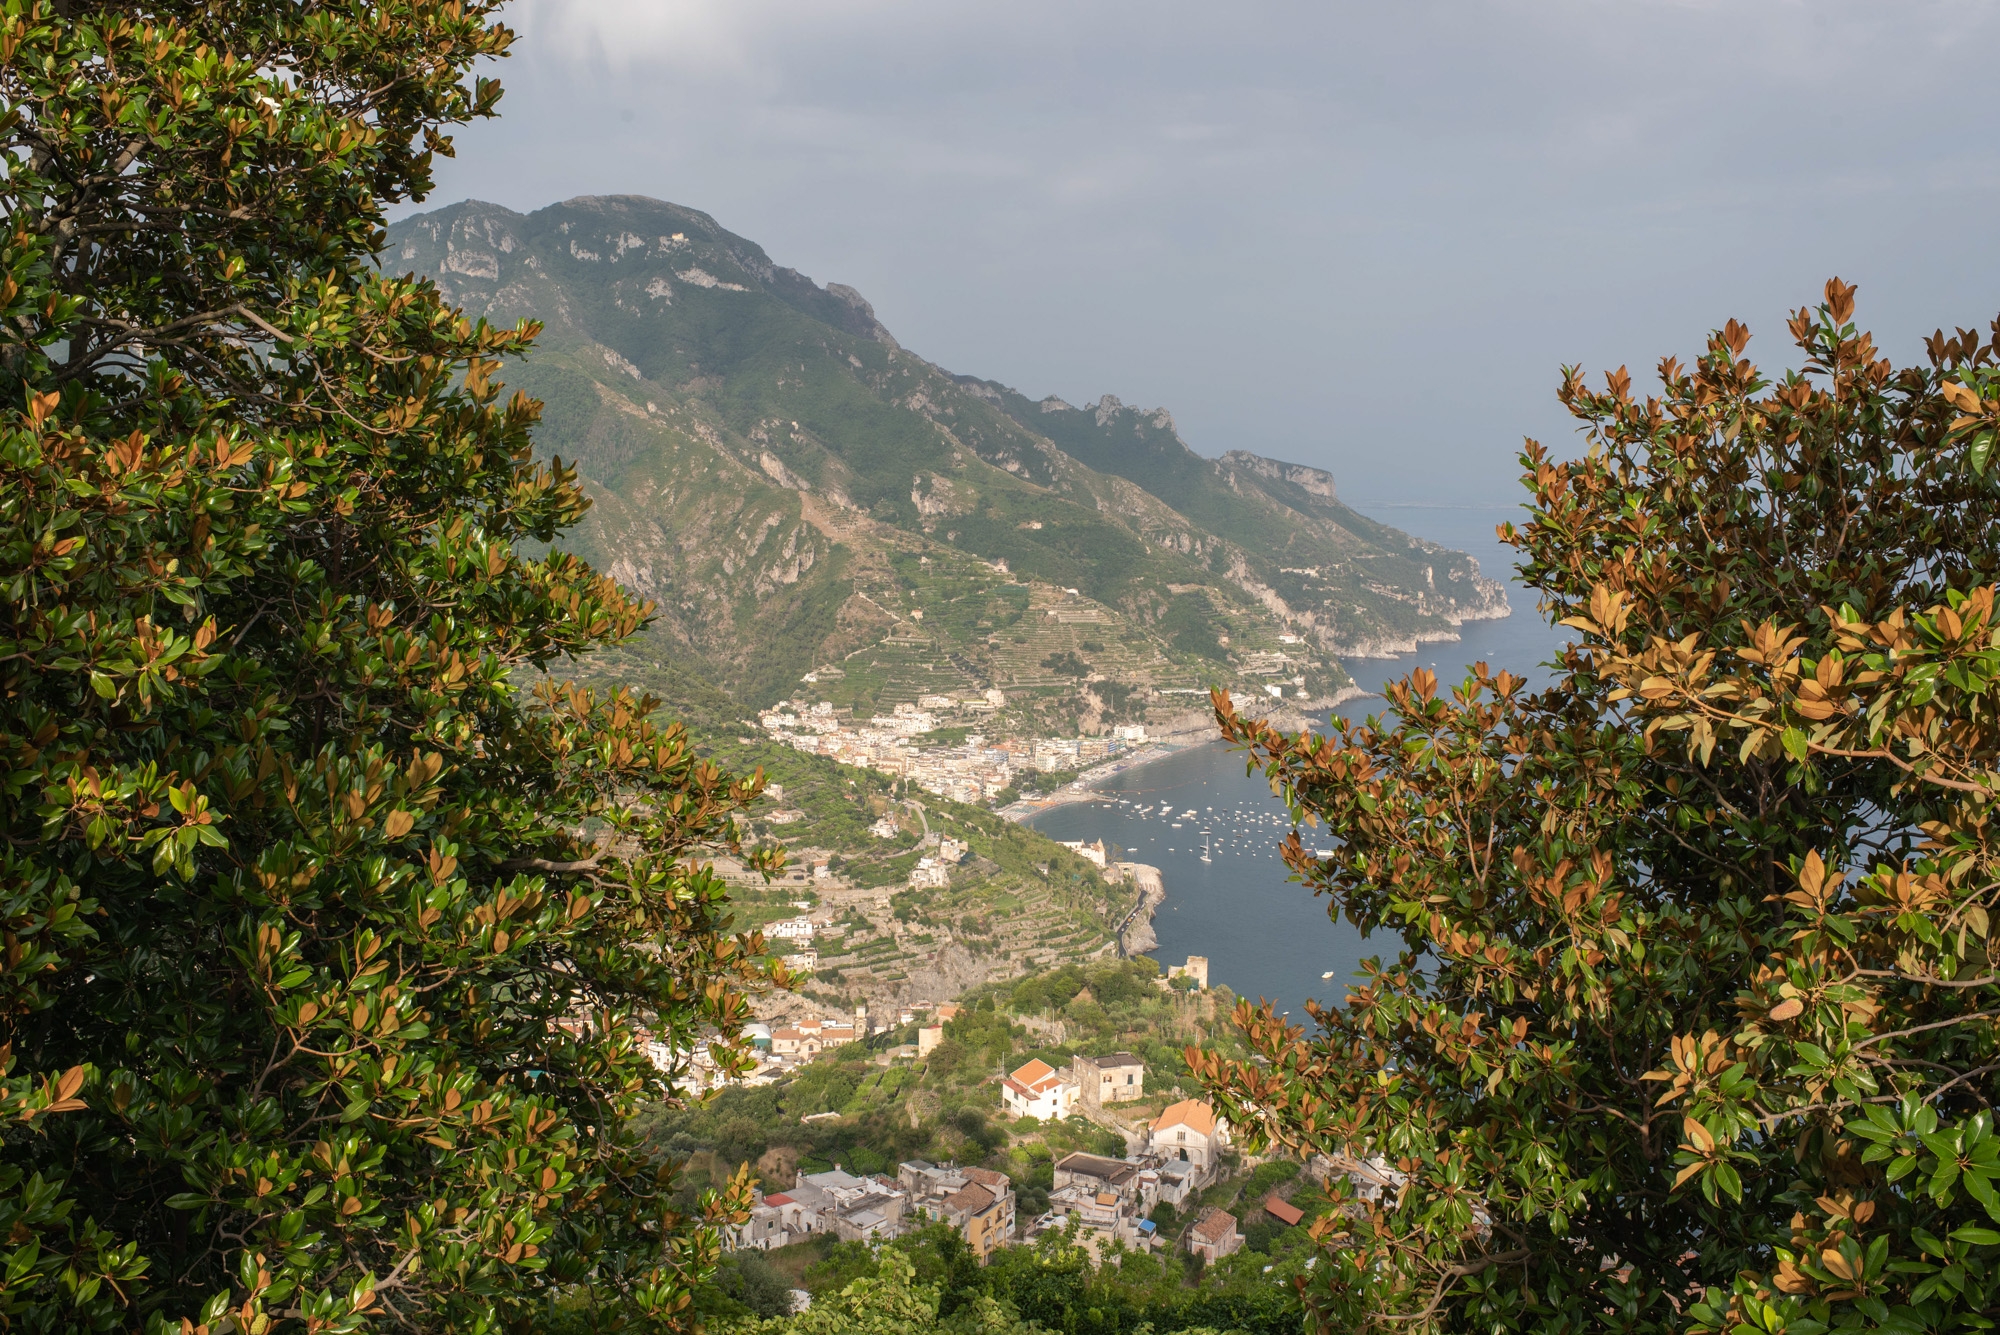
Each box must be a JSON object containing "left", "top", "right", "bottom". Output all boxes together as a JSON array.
[
  {"left": 971, "top": 383, "right": 1507, "bottom": 656},
  {"left": 385, "top": 195, "right": 1505, "bottom": 719}
]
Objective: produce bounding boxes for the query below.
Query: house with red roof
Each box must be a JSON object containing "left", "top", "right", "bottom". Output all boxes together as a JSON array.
[
  {"left": 1001, "top": 1058, "right": 1077, "bottom": 1121},
  {"left": 1185, "top": 1207, "right": 1243, "bottom": 1263}
]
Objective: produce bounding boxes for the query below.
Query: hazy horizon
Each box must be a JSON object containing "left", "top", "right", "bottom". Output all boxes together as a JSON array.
[{"left": 407, "top": 0, "right": 2000, "bottom": 510}]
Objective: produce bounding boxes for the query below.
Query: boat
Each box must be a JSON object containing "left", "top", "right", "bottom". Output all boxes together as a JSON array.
[
  {"left": 1200, "top": 833, "right": 1212, "bottom": 863},
  {"left": 1321, "top": 970, "right": 1336, "bottom": 979}
]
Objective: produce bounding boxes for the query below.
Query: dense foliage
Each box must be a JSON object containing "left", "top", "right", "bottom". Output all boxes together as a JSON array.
[
  {"left": 0, "top": 3, "right": 774, "bottom": 1331},
  {"left": 1203, "top": 281, "right": 2000, "bottom": 1335}
]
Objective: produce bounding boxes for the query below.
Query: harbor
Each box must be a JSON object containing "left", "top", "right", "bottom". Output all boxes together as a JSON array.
[{"left": 1023, "top": 505, "right": 1567, "bottom": 1017}]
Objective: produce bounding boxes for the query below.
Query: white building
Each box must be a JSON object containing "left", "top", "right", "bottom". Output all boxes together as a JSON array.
[
  {"left": 1150, "top": 1099, "right": 1230, "bottom": 1176},
  {"left": 1033, "top": 738, "right": 1082, "bottom": 771},
  {"left": 909, "top": 857, "right": 950, "bottom": 890},
  {"left": 1060, "top": 839, "right": 1109, "bottom": 869},
  {"left": 870, "top": 705, "right": 937, "bottom": 736},
  {"left": 1002, "top": 1059, "right": 1077, "bottom": 1121}
]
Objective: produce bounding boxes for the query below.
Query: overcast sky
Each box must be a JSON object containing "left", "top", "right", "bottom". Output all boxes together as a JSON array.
[{"left": 414, "top": 0, "right": 2000, "bottom": 512}]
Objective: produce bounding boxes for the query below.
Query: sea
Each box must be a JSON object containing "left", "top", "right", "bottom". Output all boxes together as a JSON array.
[{"left": 1022, "top": 504, "right": 1569, "bottom": 1021}]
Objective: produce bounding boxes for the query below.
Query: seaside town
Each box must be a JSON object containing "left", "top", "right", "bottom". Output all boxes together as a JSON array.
[
  {"left": 755, "top": 697, "right": 1153, "bottom": 807},
  {"left": 723, "top": 1085, "right": 1226, "bottom": 1262}
]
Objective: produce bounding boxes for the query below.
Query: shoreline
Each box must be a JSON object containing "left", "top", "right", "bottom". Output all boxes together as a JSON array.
[
  {"left": 994, "top": 691, "right": 1373, "bottom": 823},
  {"left": 996, "top": 738, "right": 1203, "bottom": 820}
]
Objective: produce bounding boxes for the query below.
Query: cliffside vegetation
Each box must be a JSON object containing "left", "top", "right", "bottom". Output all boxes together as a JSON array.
[{"left": 698, "top": 1223, "right": 1327, "bottom": 1334}]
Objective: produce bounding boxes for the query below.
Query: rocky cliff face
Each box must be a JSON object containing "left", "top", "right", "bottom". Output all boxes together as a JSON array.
[
  {"left": 1218, "top": 450, "right": 1338, "bottom": 501},
  {"left": 1117, "top": 865, "right": 1166, "bottom": 957}
]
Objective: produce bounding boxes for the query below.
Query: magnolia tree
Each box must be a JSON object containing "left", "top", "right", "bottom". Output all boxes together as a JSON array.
[
  {"left": 1198, "top": 280, "right": 2000, "bottom": 1335},
  {"left": 0, "top": 3, "right": 779, "bottom": 1332}
]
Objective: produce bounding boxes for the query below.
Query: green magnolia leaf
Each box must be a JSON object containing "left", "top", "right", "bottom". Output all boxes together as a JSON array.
[
  {"left": 0, "top": 9, "right": 771, "bottom": 1332},
  {"left": 1962, "top": 1169, "right": 2000, "bottom": 1217}
]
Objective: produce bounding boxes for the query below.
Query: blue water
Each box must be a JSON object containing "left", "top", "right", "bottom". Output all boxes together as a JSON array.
[{"left": 1024, "top": 505, "right": 1568, "bottom": 1019}]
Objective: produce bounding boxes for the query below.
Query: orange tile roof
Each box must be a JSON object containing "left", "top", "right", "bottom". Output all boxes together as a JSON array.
[
  {"left": 942, "top": 1183, "right": 995, "bottom": 1215},
  {"left": 1154, "top": 1099, "right": 1217, "bottom": 1136},
  {"left": 1264, "top": 1194, "right": 1304, "bottom": 1226},
  {"left": 1190, "top": 1207, "right": 1237, "bottom": 1242},
  {"left": 1009, "top": 1058, "right": 1057, "bottom": 1087}
]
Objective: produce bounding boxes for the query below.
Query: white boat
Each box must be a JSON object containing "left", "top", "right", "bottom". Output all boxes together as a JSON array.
[
  {"left": 1200, "top": 833, "right": 1212, "bottom": 863},
  {"left": 1321, "top": 970, "right": 1336, "bottom": 979}
]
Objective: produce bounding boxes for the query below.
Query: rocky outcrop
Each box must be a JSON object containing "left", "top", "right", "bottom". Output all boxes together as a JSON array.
[
  {"left": 388, "top": 194, "right": 1514, "bottom": 712},
  {"left": 825, "top": 283, "right": 900, "bottom": 348},
  {"left": 1117, "top": 864, "right": 1165, "bottom": 957},
  {"left": 1218, "top": 450, "right": 1338, "bottom": 502}
]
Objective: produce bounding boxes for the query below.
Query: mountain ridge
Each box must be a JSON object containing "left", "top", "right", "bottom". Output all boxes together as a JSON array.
[{"left": 385, "top": 195, "right": 1506, "bottom": 719}]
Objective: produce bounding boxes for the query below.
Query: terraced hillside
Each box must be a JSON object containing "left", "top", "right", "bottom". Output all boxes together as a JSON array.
[
  {"left": 384, "top": 196, "right": 1507, "bottom": 723},
  {"left": 693, "top": 727, "right": 1138, "bottom": 1021}
]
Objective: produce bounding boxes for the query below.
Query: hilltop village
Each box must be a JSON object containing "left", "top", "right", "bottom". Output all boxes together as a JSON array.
[
  {"left": 727, "top": 1079, "right": 1240, "bottom": 1262},
  {"left": 755, "top": 696, "right": 1156, "bottom": 808},
  {"left": 634, "top": 948, "right": 1397, "bottom": 1302}
]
